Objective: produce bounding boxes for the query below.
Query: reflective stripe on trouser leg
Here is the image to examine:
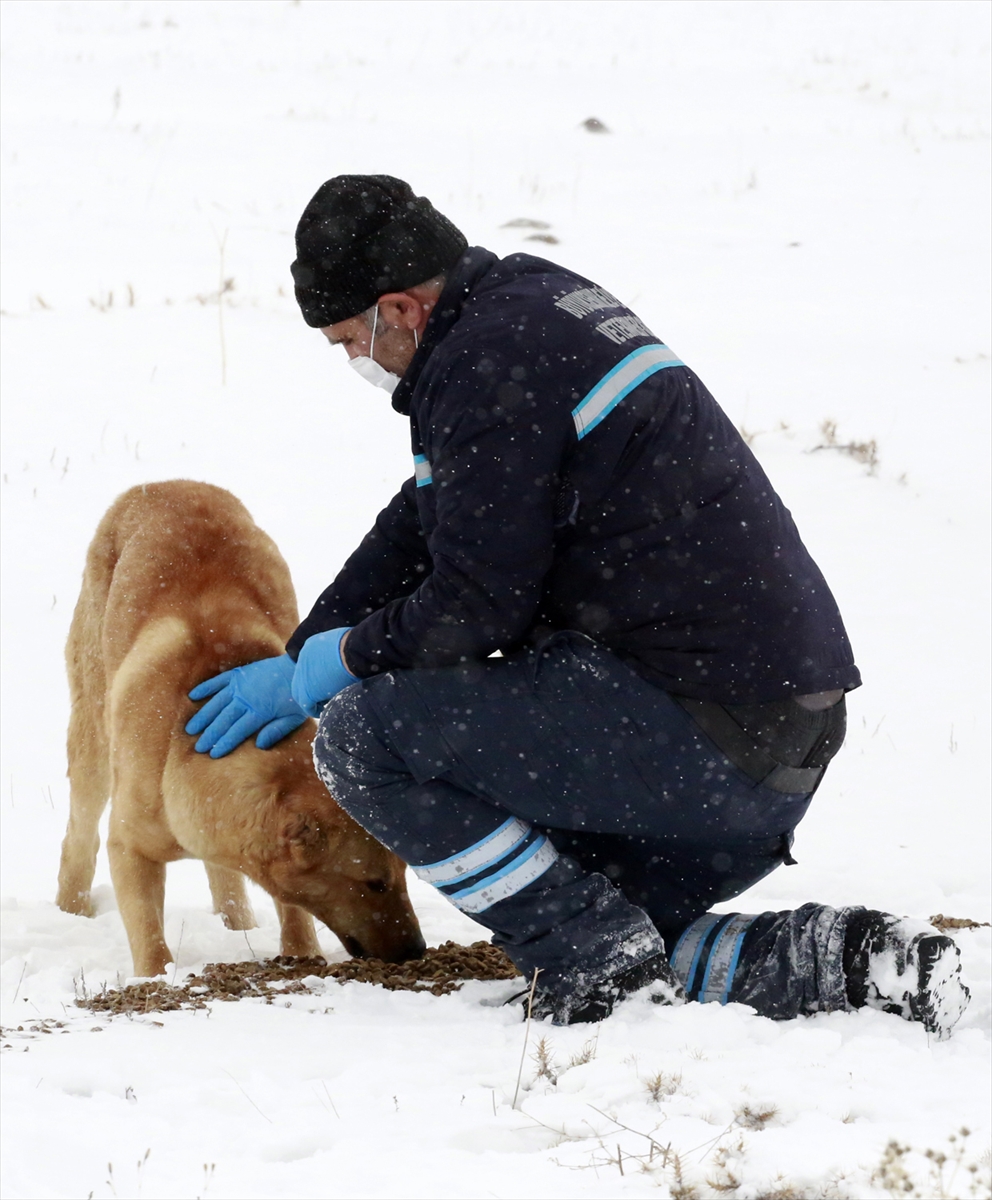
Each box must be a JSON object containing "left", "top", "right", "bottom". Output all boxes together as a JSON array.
[
  {"left": 410, "top": 816, "right": 559, "bottom": 915},
  {"left": 670, "top": 912, "right": 757, "bottom": 1004}
]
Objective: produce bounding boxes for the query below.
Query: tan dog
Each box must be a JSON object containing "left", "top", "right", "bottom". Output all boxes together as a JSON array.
[{"left": 56, "top": 480, "right": 425, "bottom": 977}]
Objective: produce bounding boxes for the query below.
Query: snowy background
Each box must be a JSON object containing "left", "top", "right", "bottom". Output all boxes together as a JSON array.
[{"left": 1, "top": 2, "right": 990, "bottom": 1197}]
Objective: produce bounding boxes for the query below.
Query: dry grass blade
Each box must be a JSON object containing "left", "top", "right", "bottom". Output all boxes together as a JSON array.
[
  {"left": 645, "top": 1070, "right": 682, "bottom": 1103},
  {"left": 532, "top": 1035, "right": 558, "bottom": 1083},
  {"left": 513, "top": 967, "right": 542, "bottom": 1110},
  {"left": 735, "top": 1103, "right": 779, "bottom": 1130}
]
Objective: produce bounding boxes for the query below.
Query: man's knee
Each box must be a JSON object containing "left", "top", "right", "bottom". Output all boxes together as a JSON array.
[{"left": 312, "top": 681, "right": 396, "bottom": 796}]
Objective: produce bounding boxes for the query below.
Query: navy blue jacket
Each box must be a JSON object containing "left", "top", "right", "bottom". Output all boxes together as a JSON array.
[{"left": 288, "top": 248, "right": 860, "bottom": 704}]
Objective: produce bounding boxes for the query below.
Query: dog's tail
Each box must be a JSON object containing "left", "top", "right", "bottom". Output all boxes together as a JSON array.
[
  {"left": 66, "top": 502, "right": 121, "bottom": 727},
  {"left": 57, "top": 503, "right": 122, "bottom": 913},
  {"left": 65, "top": 484, "right": 158, "bottom": 712}
]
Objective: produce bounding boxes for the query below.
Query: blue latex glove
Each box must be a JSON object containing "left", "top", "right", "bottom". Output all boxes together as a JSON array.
[
  {"left": 185, "top": 653, "right": 307, "bottom": 758},
  {"left": 291, "top": 627, "right": 357, "bottom": 718}
]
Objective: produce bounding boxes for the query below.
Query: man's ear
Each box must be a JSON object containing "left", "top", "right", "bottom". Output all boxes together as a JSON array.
[{"left": 376, "top": 292, "right": 422, "bottom": 331}]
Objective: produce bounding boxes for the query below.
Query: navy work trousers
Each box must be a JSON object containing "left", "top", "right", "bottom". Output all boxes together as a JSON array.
[{"left": 313, "top": 634, "right": 817, "bottom": 994}]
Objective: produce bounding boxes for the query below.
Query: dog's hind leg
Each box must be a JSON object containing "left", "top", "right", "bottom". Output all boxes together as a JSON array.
[
  {"left": 274, "top": 900, "right": 322, "bottom": 958},
  {"left": 57, "top": 646, "right": 110, "bottom": 918},
  {"left": 204, "top": 864, "right": 256, "bottom": 930}
]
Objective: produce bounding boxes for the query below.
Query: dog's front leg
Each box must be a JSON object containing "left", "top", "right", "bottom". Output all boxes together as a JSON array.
[
  {"left": 108, "top": 837, "right": 171, "bottom": 977},
  {"left": 274, "top": 900, "right": 321, "bottom": 958},
  {"left": 204, "top": 863, "right": 256, "bottom": 930}
]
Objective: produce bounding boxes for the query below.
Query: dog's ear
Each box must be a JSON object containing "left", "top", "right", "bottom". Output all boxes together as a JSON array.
[{"left": 280, "top": 810, "right": 328, "bottom": 865}]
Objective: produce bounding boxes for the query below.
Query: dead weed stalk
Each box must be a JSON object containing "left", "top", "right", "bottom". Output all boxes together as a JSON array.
[
  {"left": 810, "top": 418, "right": 879, "bottom": 474},
  {"left": 644, "top": 1069, "right": 683, "bottom": 1103},
  {"left": 872, "top": 1128, "right": 990, "bottom": 1199}
]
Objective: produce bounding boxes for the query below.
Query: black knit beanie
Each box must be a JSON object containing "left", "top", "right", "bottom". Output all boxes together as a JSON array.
[{"left": 291, "top": 175, "right": 468, "bottom": 327}]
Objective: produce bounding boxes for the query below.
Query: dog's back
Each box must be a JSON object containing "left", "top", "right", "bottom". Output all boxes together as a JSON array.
[
  {"left": 73, "top": 480, "right": 298, "bottom": 683},
  {"left": 58, "top": 481, "right": 424, "bottom": 976},
  {"left": 60, "top": 482, "right": 297, "bottom": 898}
]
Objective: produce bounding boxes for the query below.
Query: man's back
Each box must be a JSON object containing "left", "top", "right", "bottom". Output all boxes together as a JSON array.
[{"left": 337, "top": 248, "right": 861, "bottom": 702}]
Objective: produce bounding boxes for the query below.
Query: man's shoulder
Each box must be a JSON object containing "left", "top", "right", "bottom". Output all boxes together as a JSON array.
[
  {"left": 451, "top": 251, "right": 660, "bottom": 361},
  {"left": 469, "top": 251, "right": 600, "bottom": 310},
  {"left": 412, "top": 249, "right": 689, "bottom": 436}
]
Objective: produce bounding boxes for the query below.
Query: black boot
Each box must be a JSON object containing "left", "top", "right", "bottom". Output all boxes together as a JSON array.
[
  {"left": 843, "top": 910, "right": 970, "bottom": 1040},
  {"left": 525, "top": 952, "right": 686, "bottom": 1026}
]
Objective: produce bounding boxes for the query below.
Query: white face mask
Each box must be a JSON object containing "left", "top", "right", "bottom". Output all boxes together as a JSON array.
[
  {"left": 347, "top": 306, "right": 412, "bottom": 395},
  {"left": 348, "top": 354, "right": 400, "bottom": 394}
]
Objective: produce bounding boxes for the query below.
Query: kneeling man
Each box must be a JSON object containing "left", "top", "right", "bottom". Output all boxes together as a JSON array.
[{"left": 188, "top": 175, "right": 969, "bottom": 1035}]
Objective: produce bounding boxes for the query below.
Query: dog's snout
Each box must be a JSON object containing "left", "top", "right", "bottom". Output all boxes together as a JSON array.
[
  {"left": 392, "top": 932, "right": 427, "bottom": 964},
  {"left": 342, "top": 936, "right": 365, "bottom": 958}
]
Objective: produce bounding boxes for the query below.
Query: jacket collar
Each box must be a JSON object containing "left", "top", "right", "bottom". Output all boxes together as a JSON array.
[{"left": 390, "top": 246, "right": 499, "bottom": 415}]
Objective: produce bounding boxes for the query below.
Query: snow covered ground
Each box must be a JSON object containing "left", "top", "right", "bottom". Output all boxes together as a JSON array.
[{"left": 1, "top": 2, "right": 990, "bottom": 1196}]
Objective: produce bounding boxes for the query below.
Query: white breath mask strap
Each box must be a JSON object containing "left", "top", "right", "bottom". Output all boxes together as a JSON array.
[{"left": 369, "top": 304, "right": 379, "bottom": 358}]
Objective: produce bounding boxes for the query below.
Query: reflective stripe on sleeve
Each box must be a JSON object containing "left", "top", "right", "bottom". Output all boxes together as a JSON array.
[
  {"left": 413, "top": 454, "right": 433, "bottom": 487},
  {"left": 571, "top": 344, "right": 684, "bottom": 440}
]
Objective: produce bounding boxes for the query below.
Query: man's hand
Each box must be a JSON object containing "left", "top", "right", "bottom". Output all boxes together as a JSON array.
[
  {"left": 185, "top": 653, "right": 307, "bottom": 758},
  {"left": 291, "top": 627, "right": 357, "bottom": 718}
]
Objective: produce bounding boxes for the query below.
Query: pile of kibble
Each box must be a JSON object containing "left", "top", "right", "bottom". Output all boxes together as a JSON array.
[{"left": 77, "top": 941, "right": 520, "bottom": 1016}]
